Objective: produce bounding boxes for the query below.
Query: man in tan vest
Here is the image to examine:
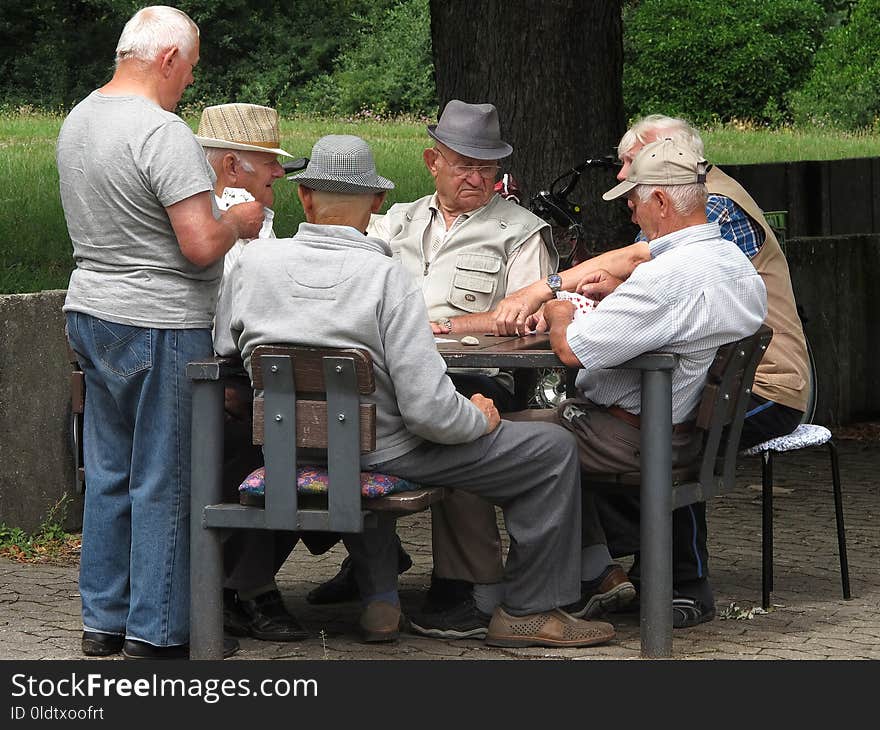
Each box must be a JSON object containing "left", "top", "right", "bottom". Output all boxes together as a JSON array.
[
  {"left": 490, "top": 114, "right": 810, "bottom": 627},
  {"left": 308, "top": 100, "right": 558, "bottom": 640}
]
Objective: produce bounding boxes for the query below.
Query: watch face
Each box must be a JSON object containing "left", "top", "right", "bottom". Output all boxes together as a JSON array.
[{"left": 548, "top": 274, "right": 562, "bottom": 291}]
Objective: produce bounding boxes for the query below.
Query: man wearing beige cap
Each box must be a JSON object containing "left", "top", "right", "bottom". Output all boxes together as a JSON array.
[
  {"left": 196, "top": 103, "right": 312, "bottom": 644},
  {"left": 526, "top": 138, "right": 767, "bottom": 626},
  {"left": 493, "top": 116, "right": 808, "bottom": 627},
  {"left": 215, "top": 134, "right": 616, "bottom": 648}
]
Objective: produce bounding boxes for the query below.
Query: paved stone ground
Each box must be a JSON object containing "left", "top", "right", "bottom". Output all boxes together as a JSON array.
[{"left": 1, "top": 437, "right": 877, "bottom": 661}]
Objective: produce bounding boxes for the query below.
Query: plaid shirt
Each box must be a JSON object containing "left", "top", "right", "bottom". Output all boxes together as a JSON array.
[{"left": 636, "top": 195, "right": 765, "bottom": 258}]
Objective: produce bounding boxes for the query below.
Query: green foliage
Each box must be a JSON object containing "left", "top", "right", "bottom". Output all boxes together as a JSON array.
[
  {"left": 297, "top": 0, "right": 436, "bottom": 117},
  {"left": 0, "top": 495, "right": 79, "bottom": 563},
  {"left": 623, "top": 0, "right": 825, "bottom": 125},
  {"left": 0, "top": 0, "right": 398, "bottom": 112},
  {"left": 789, "top": 0, "right": 880, "bottom": 130}
]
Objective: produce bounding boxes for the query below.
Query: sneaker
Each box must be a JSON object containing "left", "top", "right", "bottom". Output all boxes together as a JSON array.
[
  {"left": 565, "top": 564, "right": 637, "bottom": 618},
  {"left": 672, "top": 597, "right": 716, "bottom": 628},
  {"left": 485, "top": 607, "right": 615, "bottom": 648},
  {"left": 672, "top": 578, "right": 715, "bottom": 628},
  {"left": 409, "top": 596, "right": 491, "bottom": 639}
]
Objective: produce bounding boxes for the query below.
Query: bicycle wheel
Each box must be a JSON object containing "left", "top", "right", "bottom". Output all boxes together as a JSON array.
[{"left": 530, "top": 367, "right": 568, "bottom": 409}]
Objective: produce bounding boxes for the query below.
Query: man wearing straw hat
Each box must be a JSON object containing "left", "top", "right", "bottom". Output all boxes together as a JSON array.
[
  {"left": 215, "top": 134, "right": 616, "bottom": 648},
  {"left": 196, "top": 103, "right": 314, "bottom": 643}
]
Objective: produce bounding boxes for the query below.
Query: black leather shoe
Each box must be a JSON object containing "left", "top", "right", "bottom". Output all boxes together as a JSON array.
[
  {"left": 307, "top": 556, "right": 358, "bottom": 605},
  {"left": 122, "top": 637, "right": 239, "bottom": 659},
  {"left": 308, "top": 544, "right": 413, "bottom": 605},
  {"left": 82, "top": 631, "right": 124, "bottom": 657},
  {"left": 228, "top": 589, "right": 307, "bottom": 642}
]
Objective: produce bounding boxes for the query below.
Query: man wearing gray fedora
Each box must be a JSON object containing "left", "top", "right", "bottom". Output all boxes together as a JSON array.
[
  {"left": 214, "top": 134, "right": 615, "bottom": 648},
  {"left": 309, "top": 100, "right": 558, "bottom": 639}
]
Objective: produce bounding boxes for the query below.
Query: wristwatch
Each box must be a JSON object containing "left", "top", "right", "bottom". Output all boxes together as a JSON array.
[
  {"left": 437, "top": 317, "right": 454, "bottom": 332},
  {"left": 546, "top": 273, "right": 563, "bottom": 295}
]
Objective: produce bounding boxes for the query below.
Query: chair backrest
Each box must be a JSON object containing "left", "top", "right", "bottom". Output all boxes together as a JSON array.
[
  {"left": 689, "top": 324, "right": 774, "bottom": 499},
  {"left": 250, "top": 345, "right": 376, "bottom": 532}
]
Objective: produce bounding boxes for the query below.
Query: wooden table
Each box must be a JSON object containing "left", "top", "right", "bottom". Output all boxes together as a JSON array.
[{"left": 187, "top": 333, "right": 680, "bottom": 658}]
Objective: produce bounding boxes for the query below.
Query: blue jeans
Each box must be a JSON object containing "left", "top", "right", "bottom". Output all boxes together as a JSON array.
[{"left": 66, "top": 312, "right": 212, "bottom": 647}]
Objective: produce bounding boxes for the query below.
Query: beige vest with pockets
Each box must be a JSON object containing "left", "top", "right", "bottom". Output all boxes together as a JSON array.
[{"left": 708, "top": 166, "right": 810, "bottom": 412}]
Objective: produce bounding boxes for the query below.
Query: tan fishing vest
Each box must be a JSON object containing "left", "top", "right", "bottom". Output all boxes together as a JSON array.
[
  {"left": 708, "top": 167, "right": 810, "bottom": 411},
  {"left": 381, "top": 193, "right": 552, "bottom": 319}
]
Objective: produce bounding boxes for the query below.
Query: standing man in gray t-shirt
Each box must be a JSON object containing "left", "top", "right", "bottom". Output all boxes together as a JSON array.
[{"left": 57, "top": 6, "right": 264, "bottom": 660}]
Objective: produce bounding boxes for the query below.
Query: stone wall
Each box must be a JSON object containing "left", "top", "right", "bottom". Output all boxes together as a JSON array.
[
  {"left": 786, "top": 234, "right": 880, "bottom": 425},
  {"left": 0, "top": 290, "right": 83, "bottom": 533}
]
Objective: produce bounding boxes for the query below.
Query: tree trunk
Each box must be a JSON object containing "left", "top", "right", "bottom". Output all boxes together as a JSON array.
[{"left": 429, "top": 0, "right": 634, "bottom": 254}]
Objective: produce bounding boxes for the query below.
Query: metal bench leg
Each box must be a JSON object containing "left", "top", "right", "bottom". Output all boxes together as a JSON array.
[
  {"left": 639, "top": 369, "right": 673, "bottom": 658},
  {"left": 761, "top": 450, "right": 774, "bottom": 610},
  {"left": 189, "top": 378, "right": 225, "bottom": 660},
  {"left": 828, "top": 440, "right": 852, "bottom": 600}
]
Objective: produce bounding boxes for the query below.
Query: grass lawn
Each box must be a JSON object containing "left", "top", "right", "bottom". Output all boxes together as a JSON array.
[{"left": 3, "top": 111, "right": 880, "bottom": 294}]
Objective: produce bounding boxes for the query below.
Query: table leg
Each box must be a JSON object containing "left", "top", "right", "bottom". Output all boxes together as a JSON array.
[
  {"left": 639, "top": 369, "right": 674, "bottom": 658},
  {"left": 189, "top": 379, "right": 225, "bottom": 660}
]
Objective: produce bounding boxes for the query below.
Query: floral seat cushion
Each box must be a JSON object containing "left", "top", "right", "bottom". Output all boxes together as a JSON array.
[
  {"left": 239, "top": 465, "right": 418, "bottom": 502},
  {"left": 741, "top": 423, "right": 832, "bottom": 456}
]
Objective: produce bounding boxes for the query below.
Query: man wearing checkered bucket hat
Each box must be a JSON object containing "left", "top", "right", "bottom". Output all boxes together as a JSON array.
[{"left": 214, "top": 134, "right": 616, "bottom": 648}]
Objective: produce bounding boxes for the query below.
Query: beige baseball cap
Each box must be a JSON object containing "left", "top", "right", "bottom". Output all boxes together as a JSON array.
[{"left": 603, "top": 138, "right": 708, "bottom": 201}]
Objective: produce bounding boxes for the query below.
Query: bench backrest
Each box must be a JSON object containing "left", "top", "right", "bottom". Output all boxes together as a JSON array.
[
  {"left": 688, "top": 324, "right": 774, "bottom": 500},
  {"left": 250, "top": 345, "right": 375, "bottom": 532}
]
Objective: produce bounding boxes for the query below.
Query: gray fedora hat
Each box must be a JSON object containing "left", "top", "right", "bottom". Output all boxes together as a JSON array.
[
  {"left": 290, "top": 134, "right": 395, "bottom": 194},
  {"left": 427, "top": 99, "right": 513, "bottom": 160}
]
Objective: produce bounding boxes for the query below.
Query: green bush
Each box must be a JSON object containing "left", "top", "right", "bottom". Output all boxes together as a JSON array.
[
  {"left": 789, "top": 0, "right": 880, "bottom": 129},
  {"left": 297, "top": 0, "right": 436, "bottom": 117},
  {"left": 623, "top": 0, "right": 825, "bottom": 124}
]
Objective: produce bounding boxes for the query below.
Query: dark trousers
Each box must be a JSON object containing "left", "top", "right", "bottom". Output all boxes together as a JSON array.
[{"left": 598, "top": 392, "right": 804, "bottom": 592}]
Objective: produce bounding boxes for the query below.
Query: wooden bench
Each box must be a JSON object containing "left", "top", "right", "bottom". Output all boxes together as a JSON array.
[{"left": 188, "top": 345, "right": 446, "bottom": 659}]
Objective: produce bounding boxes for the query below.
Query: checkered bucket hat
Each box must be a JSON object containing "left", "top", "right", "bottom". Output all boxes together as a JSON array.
[{"left": 290, "top": 135, "right": 395, "bottom": 194}]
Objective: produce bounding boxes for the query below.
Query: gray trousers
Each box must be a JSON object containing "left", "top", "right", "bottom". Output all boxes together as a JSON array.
[
  {"left": 365, "top": 419, "right": 583, "bottom": 615},
  {"left": 430, "top": 401, "right": 704, "bottom": 583}
]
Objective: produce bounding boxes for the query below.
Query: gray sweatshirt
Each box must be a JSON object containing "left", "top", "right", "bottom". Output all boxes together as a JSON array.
[{"left": 214, "top": 222, "right": 488, "bottom": 465}]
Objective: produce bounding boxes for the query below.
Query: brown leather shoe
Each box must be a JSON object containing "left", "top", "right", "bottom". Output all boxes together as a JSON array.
[
  {"left": 359, "top": 601, "right": 407, "bottom": 643},
  {"left": 485, "top": 607, "right": 615, "bottom": 648},
  {"left": 566, "top": 564, "right": 637, "bottom": 618}
]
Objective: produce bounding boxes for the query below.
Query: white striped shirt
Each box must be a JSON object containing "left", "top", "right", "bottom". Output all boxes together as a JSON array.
[{"left": 570, "top": 222, "right": 767, "bottom": 423}]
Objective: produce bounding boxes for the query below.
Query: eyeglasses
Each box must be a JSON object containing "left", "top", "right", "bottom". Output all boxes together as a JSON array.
[{"left": 433, "top": 148, "right": 499, "bottom": 180}]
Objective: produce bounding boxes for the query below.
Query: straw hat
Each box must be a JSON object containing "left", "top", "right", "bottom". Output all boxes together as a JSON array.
[{"left": 196, "top": 103, "right": 293, "bottom": 157}]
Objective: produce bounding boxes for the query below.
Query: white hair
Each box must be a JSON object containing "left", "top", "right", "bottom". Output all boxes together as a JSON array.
[
  {"left": 204, "top": 148, "right": 256, "bottom": 173},
  {"left": 634, "top": 181, "right": 708, "bottom": 216},
  {"left": 115, "top": 6, "right": 199, "bottom": 65},
  {"left": 618, "top": 114, "right": 705, "bottom": 159}
]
